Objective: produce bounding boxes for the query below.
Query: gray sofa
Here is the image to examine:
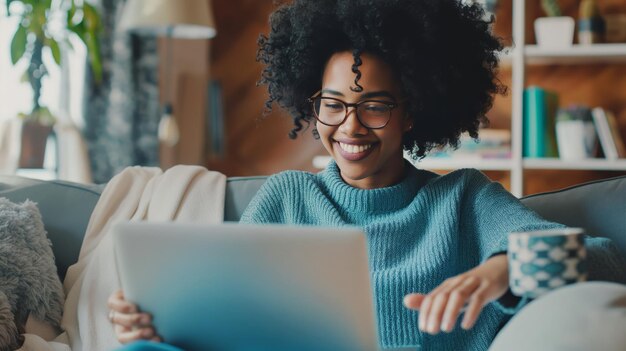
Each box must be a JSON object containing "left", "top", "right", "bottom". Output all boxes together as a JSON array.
[{"left": 0, "top": 174, "right": 625, "bottom": 282}]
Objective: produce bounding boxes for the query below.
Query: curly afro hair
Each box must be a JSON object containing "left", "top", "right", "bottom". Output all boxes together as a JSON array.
[{"left": 257, "top": 0, "right": 506, "bottom": 158}]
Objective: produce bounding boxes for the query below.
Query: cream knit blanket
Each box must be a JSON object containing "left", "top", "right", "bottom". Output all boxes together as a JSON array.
[{"left": 19, "top": 165, "right": 226, "bottom": 350}]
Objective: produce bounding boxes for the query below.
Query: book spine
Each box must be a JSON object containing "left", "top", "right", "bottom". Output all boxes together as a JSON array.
[
  {"left": 605, "top": 111, "right": 626, "bottom": 158},
  {"left": 591, "top": 107, "right": 618, "bottom": 159},
  {"left": 544, "top": 91, "right": 559, "bottom": 158},
  {"left": 523, "top": 87, "right": 546, "bottom": 158}
]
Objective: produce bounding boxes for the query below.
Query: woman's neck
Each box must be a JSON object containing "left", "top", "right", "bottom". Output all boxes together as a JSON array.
[{"left": 340, "top": 156, "right": 407, "bottom": 190}]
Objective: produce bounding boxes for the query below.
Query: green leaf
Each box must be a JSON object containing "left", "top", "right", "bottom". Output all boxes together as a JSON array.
[
  {"left": 83, "top": 3, "right": 101, "bottom": 31},
  {"left": 10, "top": 24, "right": 27, "bottom": 65},
  {"left": 84, "top": 32, "right": 102, "bottom": 83},
  {"left": 48, "top": 38, "right": 61, "bottom": 65},
  {"left": 68, "top": 22, "right": 85, "bottom": 37},
  {"left": 67, "top": 0, "right": 77, "bottom": 26}
]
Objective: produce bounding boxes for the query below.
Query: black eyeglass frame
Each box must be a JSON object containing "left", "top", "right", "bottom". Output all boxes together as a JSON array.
[{"left": 306, "top": 91, "right": 405, "bottom": 130}]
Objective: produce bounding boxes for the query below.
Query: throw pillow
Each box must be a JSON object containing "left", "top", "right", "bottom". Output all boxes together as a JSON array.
[{"left": 0, "top": 197, "right": 64, "bottom": 350}]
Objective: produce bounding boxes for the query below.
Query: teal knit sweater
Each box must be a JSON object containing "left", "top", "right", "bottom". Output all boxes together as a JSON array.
[{"left": 240, "top": 160, "right": 626, "bottom": 350}]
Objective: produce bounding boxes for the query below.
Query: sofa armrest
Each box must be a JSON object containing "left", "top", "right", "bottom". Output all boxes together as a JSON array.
[{"left": 521, "top": 176, "right": 626, "bottom": 257}]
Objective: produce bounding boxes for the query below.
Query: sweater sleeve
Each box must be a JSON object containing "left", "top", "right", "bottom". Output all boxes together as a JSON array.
[
  {"left": 462, "top": 170, "right": 566, "bottom": 314},
  {"left": 461, "top": 170, "right": 562, "bottom": 263},
  {"left": 462, "top": 170, "right": 626, "bottom": 313}
]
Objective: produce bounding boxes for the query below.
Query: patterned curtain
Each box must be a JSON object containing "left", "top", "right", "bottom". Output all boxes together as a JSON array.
[{"left": 83, "top": 0, "right": 160, "bottom": 183}]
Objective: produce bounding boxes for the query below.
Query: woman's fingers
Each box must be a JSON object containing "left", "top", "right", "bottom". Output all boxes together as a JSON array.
[
  {"left": 108, "top": 289, "right": 158, "bottom": 344},
  {"left": 425, "top": 293, "right": 449, "bottom": 334},
  {"left": 418, "top": 277, "right": 463, "bottom": 334},
  {"left": 110, "top": 311, "right": 152, "bottom": 328},
  {"left": 461, "top": 282, "right": 490, "bottom": 330},
  {"left": 403, "top": 293, "right": 425, "bottom": 310},
  {"left": 107, "top": 290, "right": 137, "bottom": 314},
  {"left": 116, "top": 327, "right": 156, "bottom": 344},
  {"left": 440, "top": 277, "right": 481, "bottom": 332}
]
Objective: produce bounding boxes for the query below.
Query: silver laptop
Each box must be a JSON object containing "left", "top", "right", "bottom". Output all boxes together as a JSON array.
[{"left": 113, "top": 221, "right": 389, "bottom": 351}]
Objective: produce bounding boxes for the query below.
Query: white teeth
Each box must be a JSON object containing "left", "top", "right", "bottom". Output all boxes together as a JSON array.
[{"left": 338, "top": 142, "right": 372, "bottom": 154}]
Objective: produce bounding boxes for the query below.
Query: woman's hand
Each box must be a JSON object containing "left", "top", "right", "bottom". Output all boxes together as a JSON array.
[
  {"left": 107, "top": 290, "right": 161, "bottom": 344},
  {"left": 403, "top": 254, "right": 509, "bottom": 335}
]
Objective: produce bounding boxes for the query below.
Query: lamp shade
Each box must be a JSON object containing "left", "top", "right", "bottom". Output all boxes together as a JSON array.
[{"left": 118, "top": 0, "right": 216, "bottom": 39}]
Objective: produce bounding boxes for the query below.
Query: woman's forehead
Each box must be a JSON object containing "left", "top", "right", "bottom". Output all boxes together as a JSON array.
[{"left": 322, "top": 51, "right": 399, "bottom": 94}]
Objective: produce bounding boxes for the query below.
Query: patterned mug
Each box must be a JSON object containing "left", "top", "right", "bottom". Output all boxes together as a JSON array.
[{"left": 508, "top": 228, "right": 587, "bottom": 298}]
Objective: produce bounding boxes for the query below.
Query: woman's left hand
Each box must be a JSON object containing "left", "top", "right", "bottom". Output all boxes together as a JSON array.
[{"left": 403, "top": 254, "right": 509, "bottom": 335}]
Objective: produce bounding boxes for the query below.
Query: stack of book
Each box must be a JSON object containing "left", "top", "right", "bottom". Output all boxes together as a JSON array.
[
  {"left": 523, "top": 85, "right": 626, "bottom": 160},
  {"left": 428, "top": 128, "right": 511, "bottom": 160}
]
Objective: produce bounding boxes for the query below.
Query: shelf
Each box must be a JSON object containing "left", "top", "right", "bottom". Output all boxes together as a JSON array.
[
  {"left": 523, "top": 158, "right": 626, "bottom": 170},
  {"left": 410, "top": 157, "right": 513, "bottom": 171},
  {"left": 524, "top": 44, "right": 626, "bottom": 65},
  {"left": 312, "top": 155, "right": 513, "bottom": 171},
  {"left": 314, "top": 157, "right": 626, "bottom": 173}
]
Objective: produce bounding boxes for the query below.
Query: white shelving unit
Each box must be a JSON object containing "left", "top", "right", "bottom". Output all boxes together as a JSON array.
[
  {"left": 414, "top": 0, "right": 626, "bottom": 197},
  {"left": 313, "top": 0, "right": 626, "bottom": 197},
  {"left": 525, "top": 44, "right": 626, "bottom": 64},
  {"left": 410, "top": 157, "right": 513, "bottom": 171},
  {"left": 523, "top": 158, "right": 626, "bottom": 171}
]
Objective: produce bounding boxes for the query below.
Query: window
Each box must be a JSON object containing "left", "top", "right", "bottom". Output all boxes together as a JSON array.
[{"left": 0, "top": 1, "right": 86, "bottom": 128}]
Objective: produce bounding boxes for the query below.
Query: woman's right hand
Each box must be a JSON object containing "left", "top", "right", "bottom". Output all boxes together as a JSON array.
[{"left": 107, "top": 289, "right": 161, "bottom": 344}]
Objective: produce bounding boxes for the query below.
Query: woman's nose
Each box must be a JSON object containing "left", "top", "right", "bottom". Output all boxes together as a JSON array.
[{"left": 339, "top": 108, "right": 368, "bottom": 135}]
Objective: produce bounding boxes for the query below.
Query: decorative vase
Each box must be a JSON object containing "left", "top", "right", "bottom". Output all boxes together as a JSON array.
[
  {"left": 555, "top": 107, "right": 597, "bottom": 159},
  {"left": 534, "top": 16, "right": 575, "bottom": 48},
  {"left": 19, "top": 121, "right": 53, "bottom": 169}
]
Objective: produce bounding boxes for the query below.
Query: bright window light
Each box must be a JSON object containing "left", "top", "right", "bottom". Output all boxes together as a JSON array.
[{"left": 0, "top": 0, "right": 86, "bottom": 127}]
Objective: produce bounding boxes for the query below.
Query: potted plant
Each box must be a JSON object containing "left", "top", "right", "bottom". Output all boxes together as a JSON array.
[
  {"left": 534, "top": 0, "right": 575, "bottom": 48},
  {"left": 7, "top": 0, "right": 102, "bottom": 168},
  {"left": 578, "top": 0, "right": 605, "bottom": 45}
]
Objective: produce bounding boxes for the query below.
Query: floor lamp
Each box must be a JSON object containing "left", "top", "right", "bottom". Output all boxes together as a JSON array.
[{"left": 118, "top": 0, "right": 216, "bottom": 146}]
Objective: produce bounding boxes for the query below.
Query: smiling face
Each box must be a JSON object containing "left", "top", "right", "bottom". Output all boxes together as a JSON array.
[{"left": 316, "top": 51, "right": 412, "bottom": 189}]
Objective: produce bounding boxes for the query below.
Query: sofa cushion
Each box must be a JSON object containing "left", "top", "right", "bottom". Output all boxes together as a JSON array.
[
  {"left": 0, "top": 197, "right": 65, "bottom": 333},
  {"left": 2, "top": 174, "right": 624, "bottom": 279},
  {"left": 224, "top": 176, "right": 268, "bottom": 222},
  {"left": 521, "top": 175, "right": 626, "bottom": 257},
  {"left": 0, "top": 176, "right": 104, "bottom": 280}
]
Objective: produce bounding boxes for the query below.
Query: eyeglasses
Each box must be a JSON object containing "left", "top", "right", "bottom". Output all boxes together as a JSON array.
[{"left": 307, "top": 91, "right": 404, "bottom": 129}]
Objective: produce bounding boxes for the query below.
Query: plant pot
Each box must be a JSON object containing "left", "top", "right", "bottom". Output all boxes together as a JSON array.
[
  {"left": 19, "top": 121, "right": 53, "bottom": 169},
  {"left": 534, "top": 16, "right": 575, "bottom": 48},
  {"left": 555, "top": 120, "right": 597, "bottom": 159}
]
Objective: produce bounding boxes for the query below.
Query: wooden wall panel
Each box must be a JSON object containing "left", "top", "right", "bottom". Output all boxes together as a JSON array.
[
  {"left": 207, "top": 0, "right": 325, "bottom": 176},
  {"left": 158, "top": 37, "right": 210, "bottom": 169}
]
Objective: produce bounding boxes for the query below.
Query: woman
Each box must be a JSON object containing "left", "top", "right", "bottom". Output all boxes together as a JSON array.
[{"left": 108, "top": 0, "right": 626, "bottom": 350}]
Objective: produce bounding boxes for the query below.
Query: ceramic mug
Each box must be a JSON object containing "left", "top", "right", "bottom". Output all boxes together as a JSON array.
[{"left": 508, "top": 228, "right": 587, "bottom": 298}]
